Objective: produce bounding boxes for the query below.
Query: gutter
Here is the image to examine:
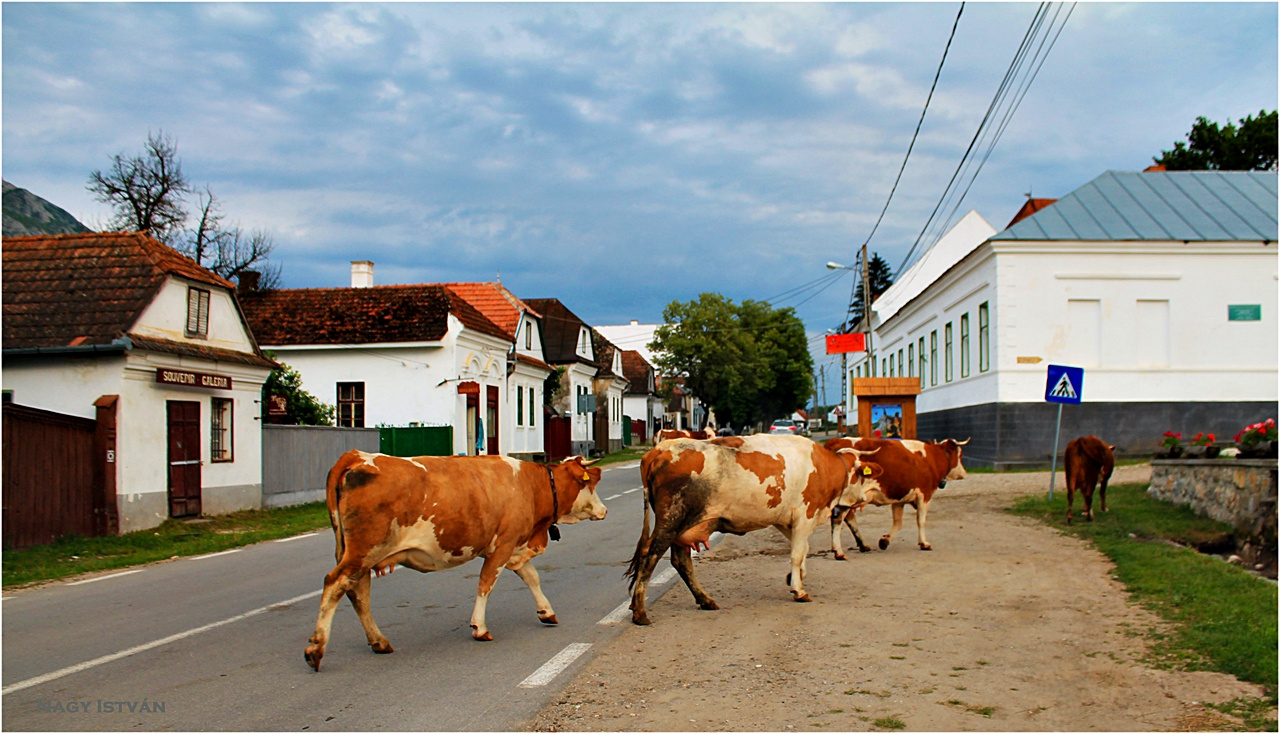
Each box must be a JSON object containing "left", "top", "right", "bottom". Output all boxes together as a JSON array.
[{"left": 3, "top": 336, "right": 132, "bottom": 358}]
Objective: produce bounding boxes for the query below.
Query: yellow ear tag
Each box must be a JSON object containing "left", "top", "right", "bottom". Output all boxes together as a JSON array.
[
  {"left": 583, "top": 473, "right": 590, "bottom": 481},
  {"left": 862, "top": 466, "right": 872, "bottom": 475}
]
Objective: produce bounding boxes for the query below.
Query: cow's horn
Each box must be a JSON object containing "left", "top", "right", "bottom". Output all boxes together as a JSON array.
[
  {"left": 956, "top": 437, "right": 971, "bottom": 446},
  {"left": 580, "top": 458, "right": 602, "bottom": 467},
  {"left": 849, "top": 447, "right": 880, "bottom": 457},
  {"left": 560, "top": 455, "right": 584, "bottom": 464}
]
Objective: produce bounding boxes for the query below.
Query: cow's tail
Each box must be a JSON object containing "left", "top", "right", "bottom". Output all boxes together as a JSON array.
[
  {"left": 1080, "top": 438, "right": 1112, "bottom": 467},
  {"left": 625, "top": 456, "right": 658, "bottom": 591},
  {"left": 324, "top": 450, "right": 370, "bottom": 564}
]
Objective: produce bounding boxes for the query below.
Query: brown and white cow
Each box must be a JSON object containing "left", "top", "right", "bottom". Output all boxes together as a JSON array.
[
  {"left": 656, "top": 428, "right": 715, "bottom": 442},
  {"left": 1064, "top": 435, "right": 1115, "bottom": 525},
  {"left": 304, "top": 451, "right": 606, "bottom": 671},
  {"left": 625, "top": 434, "right": 878, "bottom": 625},
  {"left": 824, "top": 437, "right": 968, "bottom": 556}
]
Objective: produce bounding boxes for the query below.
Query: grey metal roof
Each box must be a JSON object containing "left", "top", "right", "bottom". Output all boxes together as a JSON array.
[{"left": 991, "top": 170, "right": 1278, "bottom": 242}]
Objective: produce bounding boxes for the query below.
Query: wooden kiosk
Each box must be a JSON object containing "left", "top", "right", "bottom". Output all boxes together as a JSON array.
[{"left": 851, "top": 377, "right": 921, "bottom": 439}]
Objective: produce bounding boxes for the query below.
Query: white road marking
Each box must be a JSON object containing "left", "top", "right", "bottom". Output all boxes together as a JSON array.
[
  {"left": 598, "top": 566, "right": 679, "bottom": 625},
  {"left": 274, "top": 532, "right": 319, "bottom": 543},
  {"left": 604, "top": 494, "right": 622, "bottom": 501},
  {"left": 605, "top": 461, "right": 640, "bottom": 471},
  {"left": 188, "top": 549, "right": 242, "bottom": 561},
  {"left": 622, "top": 487, "right": 642, "bottom": 494},
  {"left": 65, "top": 570, "right": 142, "bottom": 586},
  {"left": 1, "top": 589, "right": 322, "bottom": 696},
  {"left": 517, "top": 643, "right": 592, "bottom": 688}
]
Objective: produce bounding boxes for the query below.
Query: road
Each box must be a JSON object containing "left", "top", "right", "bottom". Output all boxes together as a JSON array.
[{"left": 1, "top": 461, "right": 692, "bottom": 731}]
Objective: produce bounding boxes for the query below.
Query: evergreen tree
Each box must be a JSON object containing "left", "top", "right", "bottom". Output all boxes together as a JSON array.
[{"left": 846, "top": 253, "right": 895, "bottom": 330}]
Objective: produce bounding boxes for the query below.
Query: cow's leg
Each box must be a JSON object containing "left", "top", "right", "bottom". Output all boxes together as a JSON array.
[
  {"left": 669, "top": 546, "right": 718, "bottom": 610},
  {"left": 843, "top": 506, "right": 872, "bottom": 553},
  {"left": 1099, "top": 474, "right": 1110, "bottom": 514},
  {"left": 914, "top": 499, "right": 932, "bottom": 551},
  {"left": 880, "top": 504, "right": 905, "bottom": 550},
  {"left": 829, "top": 509, "right": 848, "bottom": 561},
  {"left": 510, "top": 562, "right": 558, "bottom": 625},
  {"left": 1065, "top": 478, "right": 1076, "bottom": 525},
  {"left": 630, "top": 529, "right": 678, "bottom": 626},
  {"left": 1083, "top": 484, "right": 1095, "bottom": 522},
  {"left": 470, "top": 552, "right": 510, "bottom": 641},
  {"left": 345, "top": 569, "right": 393, "bottom": 654},
  {"left": 779, "top": 525, "right": 813, "bottom": 602},
  {"left": 305, "top": 564, "right": 362, "bottom": 671}
]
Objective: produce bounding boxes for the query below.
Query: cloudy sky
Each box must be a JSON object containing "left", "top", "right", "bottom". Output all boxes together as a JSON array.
[{"left": 4, "top": 2, "right": 1276, "bottom": 402}]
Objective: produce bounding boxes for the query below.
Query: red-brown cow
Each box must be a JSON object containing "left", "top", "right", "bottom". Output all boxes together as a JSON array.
[
  {"left": 304, "top": 451, "right": 606, "bottom": 671},
  {"left": 824, "top": 437, "right": 968, "bottom": 556},
  {"left": 656, "top": 428, "right": 714, "bottom": 442},
  {"left": 1064, "top": 435, "right": 1115, "bottom": 524},
  {"left": 625, "top": 434, "right": 879, "bottom": 625}
]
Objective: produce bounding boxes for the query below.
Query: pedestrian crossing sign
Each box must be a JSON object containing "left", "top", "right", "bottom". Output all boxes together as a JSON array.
[{"left": 1045, "top": 364, "right": 1084, "bottom": 405}]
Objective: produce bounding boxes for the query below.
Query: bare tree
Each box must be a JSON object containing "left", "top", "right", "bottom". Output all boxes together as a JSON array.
[
  {"left": 87, "top": 131, "right": 191, "bottom": 243},
  {"left": 180, "top": 186, "right": 282, "bottom": 289}
]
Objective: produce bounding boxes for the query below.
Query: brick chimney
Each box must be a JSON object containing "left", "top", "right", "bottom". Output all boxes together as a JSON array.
[
  {"left": 237, "top": 270, "right": 260, "bottom": 294},
  {"left": 351, "top": 260, "right": 374, "bottom": 288}
]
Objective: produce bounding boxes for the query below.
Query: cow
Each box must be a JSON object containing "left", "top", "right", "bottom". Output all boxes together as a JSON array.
[
  {"left": 824, "top": 437, "right": 968, "bottom": 557},
  {"left": 656, "top": 428, "right": 714, "bottom": 442},
  {"left": 625, "top": 434, "right": 880, "bottom": 625},
  {"left": 304, "top": 451, "right": 607, "bottom": 671},
  {"left": 1064, "top": 436, "right": 1115, "bottom": 525}
]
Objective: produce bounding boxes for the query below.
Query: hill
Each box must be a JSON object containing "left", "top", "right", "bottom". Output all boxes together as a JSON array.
[{"left": 3, "top": 180, "right": 92, "bottom": 236}]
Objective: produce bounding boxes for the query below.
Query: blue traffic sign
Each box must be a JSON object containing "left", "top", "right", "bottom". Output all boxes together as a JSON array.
[{"left": 1045, "top": 364, "right": 1084, "bottom": 405}]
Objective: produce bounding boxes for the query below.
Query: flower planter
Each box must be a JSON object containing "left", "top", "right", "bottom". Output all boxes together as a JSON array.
[{"left": 1238, "top": 440, "right": 1278, "bottom": 460}]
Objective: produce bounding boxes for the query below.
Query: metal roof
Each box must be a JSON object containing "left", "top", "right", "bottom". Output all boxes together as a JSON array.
[{"left": 991, "top": 170, "right": 1278, "bottom": 242}]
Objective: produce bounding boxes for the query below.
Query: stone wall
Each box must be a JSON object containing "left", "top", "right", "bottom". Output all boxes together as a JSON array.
[{"left": 1147, "top": 459, "right": 1278, "bottom": 542}]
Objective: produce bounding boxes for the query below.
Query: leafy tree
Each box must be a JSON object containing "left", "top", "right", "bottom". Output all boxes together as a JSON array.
[
  {"left": 651, "top": 294, "right": 813, "bottom": 427},
  {"left": 1155, "top": 110, "right": 1278, "bottom": 171},
  {"left": 262, "top": 358, "right": 334, "bottom": 425},
  {"left": 87, "top": 130, "right": 282, "bottom": 286},
  {"left": 846, "top": 253, "right": 894, "bottom": 331}
]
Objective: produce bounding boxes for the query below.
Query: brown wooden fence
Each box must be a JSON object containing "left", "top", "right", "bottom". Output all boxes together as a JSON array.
[
  {"left": 2, "top": 402, "right": 102, "bottom": 549},
  {"left": 543, "top": 416, "right": 571, "bottom": 462}
]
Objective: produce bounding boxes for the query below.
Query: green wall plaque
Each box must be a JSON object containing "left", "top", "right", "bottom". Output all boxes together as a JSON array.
[{"left": 1228, "top": 304, "right": 1262, "bottom": 321}]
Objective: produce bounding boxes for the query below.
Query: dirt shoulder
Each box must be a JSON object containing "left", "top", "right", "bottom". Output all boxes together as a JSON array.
[{"left": 528, "top": 465, "right": 1271, "bottom": 732}]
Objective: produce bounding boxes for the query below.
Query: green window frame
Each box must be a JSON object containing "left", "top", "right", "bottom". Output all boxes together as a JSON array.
[
  {"left": 944, "top": 322, "right": 953, "bottom": 382},
  {"left": 979, "top": 301, "right": 990, "bottom": 372},
  {"left": 929, "top": 332, "right": 938, "bottom": 386},
  {"left": 960, "top": 313, "right": 970, "bottom": 378},
  {"left": 918, "top": 337, "right": 926, "bottom": 389}
]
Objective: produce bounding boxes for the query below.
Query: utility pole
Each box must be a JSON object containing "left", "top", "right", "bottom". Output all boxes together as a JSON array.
[{"left": 861, "top": 242, "right": 875, "bottom": 377}]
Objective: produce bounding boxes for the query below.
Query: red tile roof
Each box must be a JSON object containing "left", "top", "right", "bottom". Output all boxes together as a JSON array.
[
  {"left": 437, "top": 282, "right": 540, "bottom": 339},
  {"left": 240, "top": 284, "right": 510, "bottom": 346},
  {"left": 1005, "top": 197, "right": 1058, "bottom": 228},
  {"left": 525, "top": 298, "right": 596, "bottom": 366},
  {"left": 3, "top": 231, "right": 238, "bottom": 350},
  {"left": 620, "top": 350, "right": 654, "bottom": 395}
]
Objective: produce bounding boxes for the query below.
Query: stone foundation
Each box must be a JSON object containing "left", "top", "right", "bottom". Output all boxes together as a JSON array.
[{"left": 1147, "top": 459, "right": 1277, "bottom": 542}]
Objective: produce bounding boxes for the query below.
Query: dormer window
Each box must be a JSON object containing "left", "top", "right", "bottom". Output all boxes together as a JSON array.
[
  {"left": 525, "top": 322, "right": 532, "bottom": 350},
  {"left": 577, "top": 327, "right": 592, "bottom": 358},
  {"left": 186, "top": 287, "right": 211, "bottom": 338}
]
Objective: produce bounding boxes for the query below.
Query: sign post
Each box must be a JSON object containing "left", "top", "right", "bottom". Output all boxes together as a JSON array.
[{"left": 1044, "top": 364, "right": 1084, "bottom": 500}]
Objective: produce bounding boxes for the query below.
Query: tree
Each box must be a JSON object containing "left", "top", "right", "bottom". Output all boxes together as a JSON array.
[
  {"left": 846, "top": 252, "right": 895, "bottom": 330},
  {"left": 87, "top": 131, "right": 191, "bottom": 243},
  {"left": 262, "top": 359, "right": 334, "bottom": 425},
  {"left": 1155, "top": 110, "right": 1278, "bottom": 171},
  {"left": 87, "top": 131, "right": 282, "bottom": 286},
  {"left": 651, "top": 294, "right": 813, "bottom": 428}
]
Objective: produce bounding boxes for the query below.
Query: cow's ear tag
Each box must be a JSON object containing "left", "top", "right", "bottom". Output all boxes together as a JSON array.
[
  {"left": 583, "top": 473, "right": 590, "bottom": 481},
  {"left": 862, "top": 466, "right": 872, "bottom": 475},
  {"left": 549, "top": 525, "right": 561, "bottom": 541}
]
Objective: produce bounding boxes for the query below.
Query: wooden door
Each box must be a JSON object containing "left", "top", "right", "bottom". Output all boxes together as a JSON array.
[
  {"left": 486, "top": 386, "right": 499, "bottom": 455},
  {"left": 167, "top": 401, "right": 202, "bottom": 518}
]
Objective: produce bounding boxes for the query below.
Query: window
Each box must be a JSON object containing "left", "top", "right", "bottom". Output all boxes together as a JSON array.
[
  {"left": 517, "top": 386, "right": 524, "bottom": 426},
  {"left": 856, "top": 364, "right": 862, "bottom": 378},
  {"left": 898, "top": 349, "right": 904, "bottom": 379},
  {"left": 211, "top": 398, "right": 233, "bottom": 462},
  {"left": 525, "top": 325, "right": 533, "bottom": 350},
  {"left": 944, "top": 322, "right": 953, "bottom": 382},
  {"left": 882, "top": 358, "right": 887, "bottom": 377},
  {"left": 186, "top": 287, "right": 211, "bottom": 338},
  {"left": 528, "top": 387, "right": 536, "bottom": 427},
  {"left": 888, "top": 355, "right": 894, "bottom": 377},
  {"left": 978, "top": 302, "right": 990, "bottom": 372},
  {"left": 908, "top": 343, "right": 915, "bottom": 378},
  {"left": 917, "top": 337, "right": 926, "bottom": 389},
  {"left": 960, "top": 313, "right": 970, "bottom": 378},
  {"left": 337, "top": 382, "right": 365, "bottom": 427},
  {"left": 930, "top": 331, "right": 938, "bottom": 386}
]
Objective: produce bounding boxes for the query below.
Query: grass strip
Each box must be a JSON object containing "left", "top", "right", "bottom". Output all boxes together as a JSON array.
[
  {"left": 1009, "top": 482, "right": 1277, "bottom": 698},
  {"left": 3, "top": 502, "right": 331, "bottom": 589}
]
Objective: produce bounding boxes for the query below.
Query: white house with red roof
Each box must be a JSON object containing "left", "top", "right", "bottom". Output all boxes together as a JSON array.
[{"left": 3, "top": 232, "right": 277, "bottom": 534}]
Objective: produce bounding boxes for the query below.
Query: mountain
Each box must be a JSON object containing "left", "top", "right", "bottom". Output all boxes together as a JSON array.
[{"left": 3, "top": 180, "right": 92, "bottom": 237}]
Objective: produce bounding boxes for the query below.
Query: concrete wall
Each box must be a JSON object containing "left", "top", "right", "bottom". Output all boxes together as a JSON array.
[
  {"left": 1148, "top": 459, "right": 1277, "bottom": 541},
  {"left": 261, "top": 425, "right": 380, "bottom": 507}
]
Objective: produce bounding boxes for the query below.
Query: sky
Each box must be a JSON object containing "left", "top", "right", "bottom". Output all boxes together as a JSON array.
[{"left": 4, "top": 2, "right": 1277, "bottom": 404}]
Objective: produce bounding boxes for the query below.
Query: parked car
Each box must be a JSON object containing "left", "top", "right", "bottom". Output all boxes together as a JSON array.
[{"left": 769, "top": 419, "right": 798, "bottom": 435}]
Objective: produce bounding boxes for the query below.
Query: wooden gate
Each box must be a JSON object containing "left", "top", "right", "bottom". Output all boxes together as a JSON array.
[
  {"left": 2, "top": 403, "right": 98, "bottom": 548},
  {"left": 543, "top": 416, "right": 571, "bottom": 462}
]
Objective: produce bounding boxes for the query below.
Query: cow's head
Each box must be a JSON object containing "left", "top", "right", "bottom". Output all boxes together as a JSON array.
[
  {"left": 935, "top": 438, "right": 969, "bottom": 481},
  {"left": 556, "top": 456, "right": 607, "bottom": 523},
  {"left": 834, "top": 447, "right": 882, "bottom": 507}
]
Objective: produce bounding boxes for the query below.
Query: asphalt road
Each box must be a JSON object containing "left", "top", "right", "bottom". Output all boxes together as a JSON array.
[{"left": 1, "top": 460, "right": 691, "bottom": 731}]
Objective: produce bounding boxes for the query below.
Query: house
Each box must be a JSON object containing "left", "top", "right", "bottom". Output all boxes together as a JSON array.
[
  {"left": 591, "top": 329, "right": 630, "bottom": 453},
  {"left": 850, "top": 170, "right": 1278, "bottom": 467},
  {"left": 239, "top": 263, "right": 525, "bottom": 457},
  {"left": 525, "top": 298, "right": 603, "bottom": 456},
  {"left": 3, "top": 232, "right": 277, "bottom": 533},
  {"left": 596, "top": 319, "right": 708, "bottom": 433},
  {"left": 619, "top": 349, "right": 662, "bottom": 442}
]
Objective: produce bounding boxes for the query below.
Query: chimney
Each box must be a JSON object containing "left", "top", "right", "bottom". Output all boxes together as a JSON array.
[
  {"left": 630, "top": 320, "right": 639, "bottom": 326},
  {"left": 351, "top": 260, "right": 374, "bottom": 288},
  {"left": 237, "top": 270, "right": 260, "bottom": 294}
]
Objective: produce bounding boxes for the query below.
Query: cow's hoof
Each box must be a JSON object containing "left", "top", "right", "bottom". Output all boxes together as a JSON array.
[
  {"left": 539, "top": 613, "right": 559, "bottom": 625},
  {"left": 878, "top": 537, "right": 890, "bottom": 550},
  {"left": 1086, "top": 515, "right": 1094, "bottom": 523},
  {"left": 371, "top": 640, "right": 394, "bottom": 654},
  {"left": 792, "top": 592, "right": 812, "bottom": 603},
  {"left": 1066, "top": 516, "right": 1073, "bottom": 525},
  {"left": 857, "top": 545, "right": 872, "bottom": 554},
  {"left": 834, "top": 552, "right": 847, "bottom": 561},
  {"left": 631, "top": 613, "right": 652, "bottom": 626},
  {"left": 471, "top": 626, "right": 493, "bottom": 642},
  {"left": 304, "top": 646, "right": 323, "bottom": 672},
  {"left": 919, "top": 543, "right": 932, "bottom": 551},
  {"left": 698, "top": 599, "right": 719, "bottom": 611}
]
